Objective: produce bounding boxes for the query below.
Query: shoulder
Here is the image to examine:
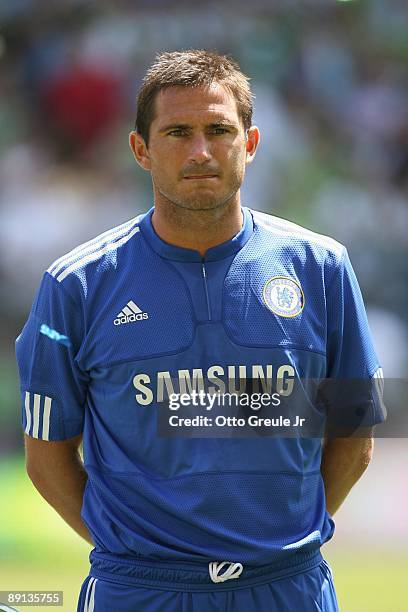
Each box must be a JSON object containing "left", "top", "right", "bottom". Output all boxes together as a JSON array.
[
  {"left": 46, "top": 214, "right": 143, "bottom": 285},
  {"left": 249, "top": 208, "right": 346, "bottom": 264}
]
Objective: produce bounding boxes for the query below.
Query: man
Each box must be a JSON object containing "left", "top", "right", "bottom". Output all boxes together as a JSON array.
[{"left": 16, "top": 50, "right": 384, "bottom": 611}]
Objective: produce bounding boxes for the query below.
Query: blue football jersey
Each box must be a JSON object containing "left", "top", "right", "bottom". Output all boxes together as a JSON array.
[{"left": 16, "top": 207, "right": 384, "bottom": 567}]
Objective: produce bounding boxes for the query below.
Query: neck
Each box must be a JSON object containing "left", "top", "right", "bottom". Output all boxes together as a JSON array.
[{"left": 151, "top": 196, "right": 243, "bottom": 257}]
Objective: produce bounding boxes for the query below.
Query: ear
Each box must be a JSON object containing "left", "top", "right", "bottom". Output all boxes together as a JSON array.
[
  {"left": 129, "top": 131, "right": 151, "bottom": 171},
  {"left": 245, "top": 126, "right": 260, "bottom": 165}
]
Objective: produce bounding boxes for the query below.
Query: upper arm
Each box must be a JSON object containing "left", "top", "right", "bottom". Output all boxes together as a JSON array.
[
  {"left": 322, "top": 430, "right": 374, "bottom": 468},
  {"left": 16, "top": 273, "right": 88, "bottom": 442},
  {"left": 323, "top": 250, "right": 386, "bottom": 429},
  {"left": 25, "top": 433, "right": 83, "bottom": 477}
]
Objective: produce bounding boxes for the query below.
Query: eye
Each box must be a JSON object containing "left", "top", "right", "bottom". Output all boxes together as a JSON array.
[
  {"left": 212, "top": 127, "right": 229, "bottom": 134},
  {"left": 168, "top": 129, "right": 187, "bottom": 137}
]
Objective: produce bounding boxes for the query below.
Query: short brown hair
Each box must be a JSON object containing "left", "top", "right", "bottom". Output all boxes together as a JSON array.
[{"left": 135, "top": 49, "right": 254, "bottom": 145}]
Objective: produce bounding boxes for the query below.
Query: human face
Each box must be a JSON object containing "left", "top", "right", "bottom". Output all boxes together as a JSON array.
[{"left": 130, "top": 83, "right": 259, "bottom": 211}]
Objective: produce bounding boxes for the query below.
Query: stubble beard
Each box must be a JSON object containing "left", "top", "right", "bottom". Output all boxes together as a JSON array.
[{"left": 153, "top": 173, "right": 243, "bottom": 214}]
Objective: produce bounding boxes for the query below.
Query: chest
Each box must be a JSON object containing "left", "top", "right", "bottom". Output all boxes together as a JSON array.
[{"left": 77, "top": 252, "right": 327, "bottom": 372}]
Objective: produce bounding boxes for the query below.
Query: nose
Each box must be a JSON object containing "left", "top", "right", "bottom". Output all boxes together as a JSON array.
[{"left": 188, "top": 134, "right": 212, "bottom": 164}]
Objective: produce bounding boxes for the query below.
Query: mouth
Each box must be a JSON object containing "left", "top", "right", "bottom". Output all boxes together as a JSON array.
[{"left": 183, "top": 175, "right": 219, "bottom": 180}]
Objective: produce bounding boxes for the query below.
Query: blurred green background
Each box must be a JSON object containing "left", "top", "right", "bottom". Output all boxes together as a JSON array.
[{"left": 1, "top": 1, "right": 407, "bottom": 610}]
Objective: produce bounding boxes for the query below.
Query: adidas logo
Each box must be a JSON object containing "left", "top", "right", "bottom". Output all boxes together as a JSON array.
[{"left": 114, "top": 300, "right": 149, "bottom": 326}]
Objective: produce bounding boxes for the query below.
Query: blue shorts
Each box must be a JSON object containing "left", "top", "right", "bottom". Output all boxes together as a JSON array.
[{"left": 77, "top": 553, "right": 339, "bottom": 611}]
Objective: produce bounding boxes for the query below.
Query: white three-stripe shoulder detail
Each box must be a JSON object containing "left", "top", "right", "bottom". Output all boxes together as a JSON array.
[
  {"left": 47, "top": 215, "right": 141, "bottom": 278},
  {"left": 252, "top": 210, "right": 344, "bottom": 258},
  {"left": 55, "top": 225, "right": 140, "bottom": 283}
]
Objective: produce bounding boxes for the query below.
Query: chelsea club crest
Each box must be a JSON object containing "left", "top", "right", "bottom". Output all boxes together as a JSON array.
[{"left": 263, "top": 276, "right": 305, "bottom": 318}]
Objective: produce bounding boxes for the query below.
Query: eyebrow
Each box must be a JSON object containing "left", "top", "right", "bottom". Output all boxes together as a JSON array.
[
  {"left": 158, "top": 124, "right": 190, "bottom": 133},
  {"left": 158, "top": 121, "right": 237, "bottom": 133}
]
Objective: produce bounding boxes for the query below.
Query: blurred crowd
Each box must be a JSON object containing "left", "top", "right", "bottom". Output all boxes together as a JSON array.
[{"left": 0, "top": 0, "right": 407, "bottom": 451}]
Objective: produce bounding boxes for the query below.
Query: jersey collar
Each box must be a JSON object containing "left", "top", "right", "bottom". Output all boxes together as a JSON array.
[{"left": 139, "top": 206, "right": 254, "bottom": 262}]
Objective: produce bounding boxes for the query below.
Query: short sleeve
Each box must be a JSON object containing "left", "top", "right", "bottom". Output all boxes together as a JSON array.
[
  {"left": 322, "top": 249, "right": 386, "bottom": 428},
  {"left": 16, "top": 272, "right": 89, "bottom": 440}
]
